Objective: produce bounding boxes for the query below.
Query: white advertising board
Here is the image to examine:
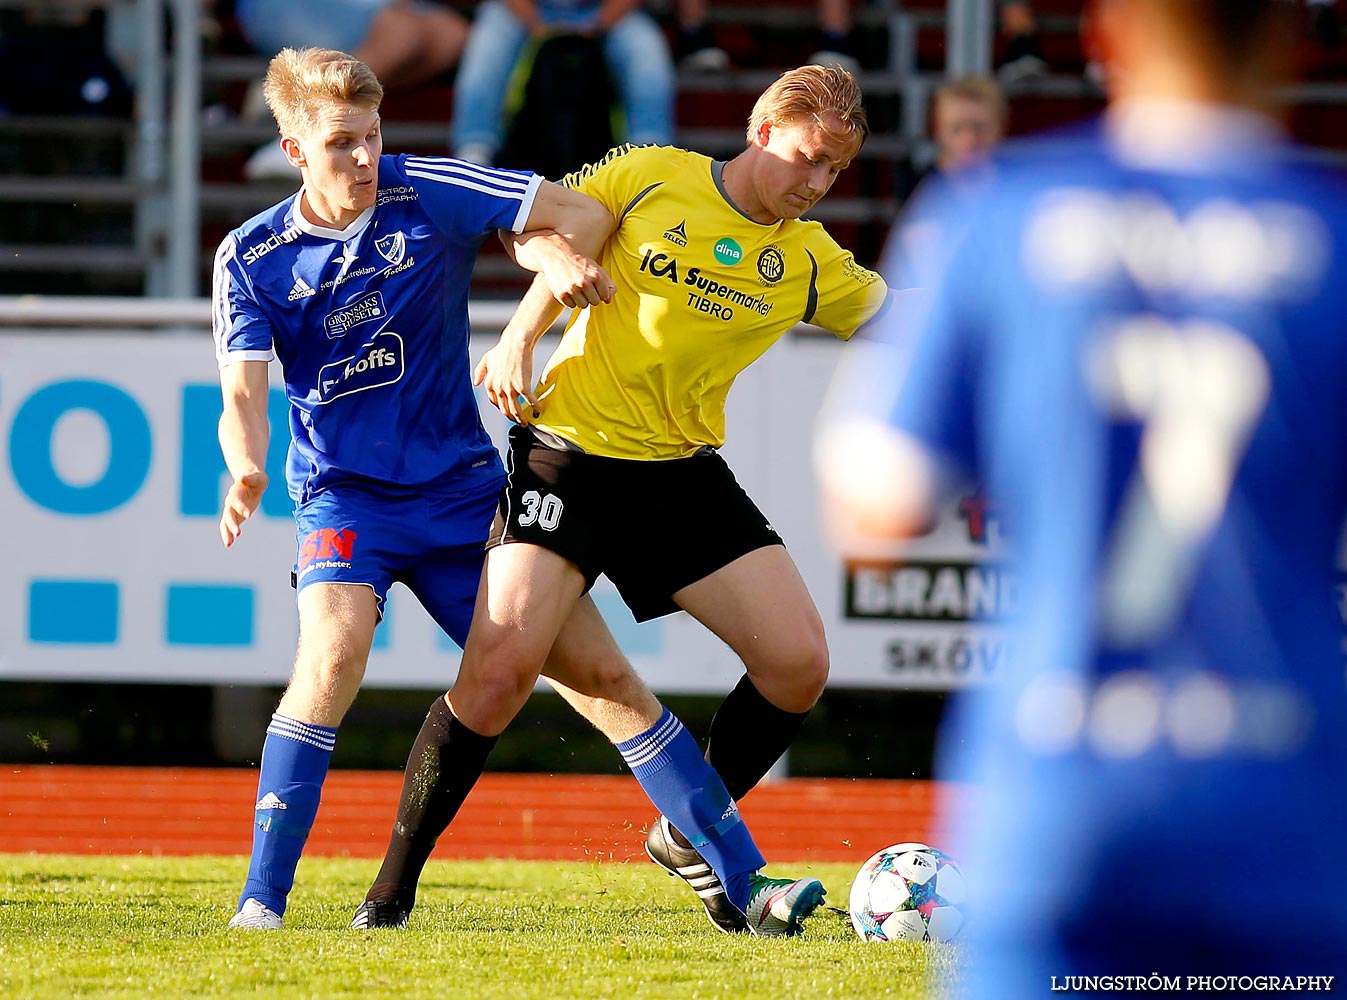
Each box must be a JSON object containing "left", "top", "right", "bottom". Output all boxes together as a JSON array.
[{"left": 0, "top": 330, "right": 1003, "bottom": 690}]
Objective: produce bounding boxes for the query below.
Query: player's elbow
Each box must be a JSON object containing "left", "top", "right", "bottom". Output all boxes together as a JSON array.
[
  {"left": 814, "top": 420, "right": 943, "bottom": 549},
  {"left": 525, "top": 183, "right": 614, "bottom": 251},
  {"left": 567, "top": 199, "right": 615, "bottom": 256}
]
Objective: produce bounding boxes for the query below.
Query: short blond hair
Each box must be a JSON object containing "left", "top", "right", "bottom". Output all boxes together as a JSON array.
[
  {"left": 747, "top": 64, "right": 869, "bottom": 149},
  {"left": 262, "top": 47, "right": 384, "bottom": 137},
  {"left": 934, "top": 74, "right": 1007, "bottom": 124}
]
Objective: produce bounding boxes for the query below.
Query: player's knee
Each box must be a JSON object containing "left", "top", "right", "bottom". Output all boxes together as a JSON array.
[
  {"left": 451, "top": 666, "right": 536, "bottom": 735},
  {"left": 454, "top": 637, "right": 546, "bottom": 732},
  {"left": 750, "top": 622, "right": 829, "bottom": 710},
  {"left": 466, "top": 626, "right": 549, "bottom": 684},
  {"left": 281, "top": 645, "right": 367, "bottom": 721},
  {"left": 573, "top": 647, "right": 642, "bottom": 702},
  {"left": 475, "top": 669, "right": 534, "bottom": 708},
  {"left": 292, "top": 645, "right": 367, "bottom": 696},
  {"left": 791, "top": 628, "right": 830, "bottom": 703}
]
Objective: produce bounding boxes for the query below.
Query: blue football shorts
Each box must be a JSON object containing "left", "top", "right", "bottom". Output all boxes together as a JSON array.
[{"left": 291, "top": 481, "right": 499, "bottom": 648}]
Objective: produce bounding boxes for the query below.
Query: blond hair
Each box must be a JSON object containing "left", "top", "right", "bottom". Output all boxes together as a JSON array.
[
  {"left": 934, "top": 74, "right": 1007, "bottom": 125},
  {"left": 262, "top": 47, "right": 384, "bottom": 137},
  {"left": 747, "top": 64, "right": 869, "bottom": 148}
]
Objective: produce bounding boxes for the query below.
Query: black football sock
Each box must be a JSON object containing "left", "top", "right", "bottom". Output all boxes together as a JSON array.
[
  {"left": 364, "top": 697, "right": 497, "bottom": 908},
  {"left": 705, "top": 675, "right": 812, "bottom": 802}
]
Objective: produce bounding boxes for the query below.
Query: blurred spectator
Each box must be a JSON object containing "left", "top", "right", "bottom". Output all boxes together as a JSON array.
[
  {"left": 675, "top": 0, "right": 861, "bottom": 75},
  {"left": 896, "top": 75, "right": 1005, "bottom": 206},
  {"left": 809, "top": 0, "right": 862, "bottom": 73},
  {"left": 237, "top": 0, "right": 468, "bottom": 177},
  {"left": 996, "top": 0, "right": 1048, "bottom": 86},
  {"left": 672, "top": 0, "right": 727, "bottom": 71},
  {"left": 494, "top": 31, "right": 615, "bottom": 179},
  {"left": 890, "top": 76, "right": 1004, "bottom": 313},
  {"left": 235, "top": 0, "right": 466, "bottom": 88},
  {"left": 929, "top": 75, "right": 1006, "bottom": 180},
  {"left": 450, "top": 1, "right": 674, "bottom": 169}
]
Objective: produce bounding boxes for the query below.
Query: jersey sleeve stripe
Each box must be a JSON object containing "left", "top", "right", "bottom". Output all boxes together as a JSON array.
[
  {"left": 218, "top": 349, "right": 276, "bottom": 369},
  {"left": 510, "top": 173, "right": 543, "bottom": 233},
  {"left": 212, "top": 232, "right": 275, "bottom": 367},
  {"left": 404, "top": 156, "right": 533, "bottom": 192},
  {"left": 405, "top": 169, "right": 534, "bottom": 202},
  {"left": 619, "top": 182, "right": 663, "bottom": 223},
  {"left": 803, "top": 249, "right": 820, "bottom": 325},
  {"left": 211, "top": 236, "right": 236, "bottom": 360}
]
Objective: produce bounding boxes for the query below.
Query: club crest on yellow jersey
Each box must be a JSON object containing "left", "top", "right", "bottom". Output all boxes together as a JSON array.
[{"left": 757, "top": 245, "right": 785, "bottom": 285}]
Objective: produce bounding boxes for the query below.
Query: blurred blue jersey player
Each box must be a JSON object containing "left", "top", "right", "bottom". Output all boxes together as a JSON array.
[
  {"left": 818, "top": 0, "right": 1347, "bottom": 988},
  {"left": 216, "top": 47, "right": 818, "bottom": 936}
]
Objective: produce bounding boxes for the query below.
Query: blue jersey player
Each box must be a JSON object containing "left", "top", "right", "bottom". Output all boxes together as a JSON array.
[
  {"left": 819, "top": 0, "right": 1347, "bottom": 987},
  {"left": 217, "top": 47, "right": 815, "bottom": 935},
  {"left": 214, "top": 45, "right": 617, "bottom": 930}
]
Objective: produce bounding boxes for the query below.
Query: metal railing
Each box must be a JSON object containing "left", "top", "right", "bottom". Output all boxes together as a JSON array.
[{"left": 137, "top": 0, "right": 199, "bottom": 297}]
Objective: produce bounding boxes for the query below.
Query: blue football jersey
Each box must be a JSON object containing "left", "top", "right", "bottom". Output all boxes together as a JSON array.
[
  {"left": 212, "top": 155, "right": 542, "bottom": 501},
  {"left": 863, "top": 106, "right": 1347, "bottom": 978}
]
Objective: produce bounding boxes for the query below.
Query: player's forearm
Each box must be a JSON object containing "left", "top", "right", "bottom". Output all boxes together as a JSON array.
[
  {"left": 506, "top": 230, "right": 578, "bottom": 274},
  {"left": 218, "top": 402, "right": 269, "bottom": 482},
  {"left": 217, "top": 364, "right": 271, "bottom": 481},
  {"left": 502, "top": 273, "right": 567, "bottom": 349},
  {"left": 215, "top": 361, "right": 272, "bottom": 545}
]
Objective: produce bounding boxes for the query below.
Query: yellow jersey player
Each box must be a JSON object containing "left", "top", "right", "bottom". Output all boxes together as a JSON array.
[
  {"left": 360, "top": 65, "right": 887, "bottom": 934},
  {"left": 524, "top": 138, "right": 884, "bottom": 458}
]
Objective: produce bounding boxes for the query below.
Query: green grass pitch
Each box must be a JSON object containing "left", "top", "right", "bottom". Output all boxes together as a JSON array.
[{"left": 0, "top": 854, "right": 960, "bottom": 999}]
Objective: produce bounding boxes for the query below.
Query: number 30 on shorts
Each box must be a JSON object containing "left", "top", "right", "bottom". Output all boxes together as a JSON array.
[{"left": 517, "top": 490, "right": 564, "bottom": 531}]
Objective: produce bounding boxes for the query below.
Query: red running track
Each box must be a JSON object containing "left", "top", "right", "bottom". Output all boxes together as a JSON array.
[{"left": 0, "top": 766, "right": 950, "bottom": 862}]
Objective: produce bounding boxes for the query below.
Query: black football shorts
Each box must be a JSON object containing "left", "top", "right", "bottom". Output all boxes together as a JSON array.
[{"left": 487, "top": 426, "right": 784, "bottom": 621}]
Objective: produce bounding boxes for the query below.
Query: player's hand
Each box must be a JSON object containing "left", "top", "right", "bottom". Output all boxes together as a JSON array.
[
  {"left": 540, "top": 249, "right": 615, "bottom": 310},
  {"left": 219, "top": 471, "right": 269, "bottom": 548},
  {"left": 474, "top": 336, "right": 538, "bottom": 425}
]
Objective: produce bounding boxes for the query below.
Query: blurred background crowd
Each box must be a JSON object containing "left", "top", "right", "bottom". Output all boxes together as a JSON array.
[{"left": 5, "top": 0, "right": 1343, "bottom": 305}]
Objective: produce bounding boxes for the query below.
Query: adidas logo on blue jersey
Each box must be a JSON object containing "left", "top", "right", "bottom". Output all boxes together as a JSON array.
[{"left": 288, "top": 275, "right": 316, "bottom": 301}]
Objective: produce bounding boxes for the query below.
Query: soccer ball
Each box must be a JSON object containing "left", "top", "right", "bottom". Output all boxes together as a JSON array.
[{"left": 849, "top": 842, "right": 967, "bottom": 943}]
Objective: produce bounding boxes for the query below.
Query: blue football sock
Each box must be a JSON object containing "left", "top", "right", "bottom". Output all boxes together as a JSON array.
[
  {"left": 237, "top": 713, "right": 337, "bottom": 917},
  {"left": 616, "top": 708, "right": 764, "bottom": 911}
]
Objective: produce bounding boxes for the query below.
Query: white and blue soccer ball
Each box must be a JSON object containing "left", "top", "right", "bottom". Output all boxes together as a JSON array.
[{"left": 849, "top": 842, "right": 967, "bottom": 943}]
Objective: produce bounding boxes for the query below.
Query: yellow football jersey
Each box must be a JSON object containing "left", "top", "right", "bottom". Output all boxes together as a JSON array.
[{"left": 532, "top": 144, "right": 888, "bottom": 460}]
